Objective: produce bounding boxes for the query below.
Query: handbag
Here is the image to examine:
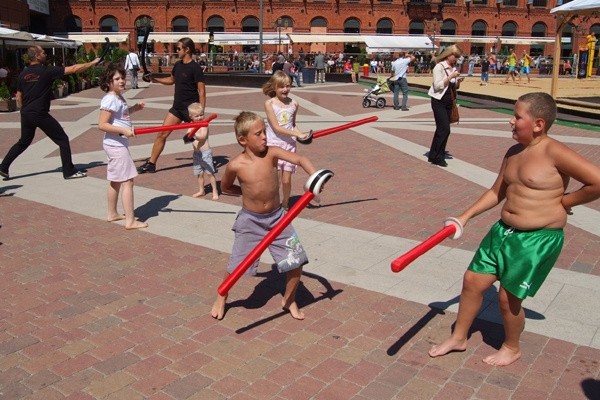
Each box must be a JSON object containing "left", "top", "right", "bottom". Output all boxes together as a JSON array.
[
  {"left": 449, "top": 93, "right": 459, "bottom": 124},
  {"left": 128, "top": 54, "right": 140, "bottom": 72},
  {"left": 444, "top": 67, "right": 459, "bottom": 124}
]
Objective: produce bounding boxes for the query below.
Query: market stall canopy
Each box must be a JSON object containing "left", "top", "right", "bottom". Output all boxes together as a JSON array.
[
  {"left": 212, "top": 32, "right": 289, "bottom": 45},
  {"left": 148, "top": 32, "right": 210, "bottom": 44},
  {"left": 0, "top": 27, "right": 35, "bottom": 41},
  {"left": 287, "top": 33, "right": 363, "bottom": 44},
  {"left": 549, "top": 0, "right": 600, "bottom": 98},
  {"left": 435, "top": 35, "right": 554, "bottom": 45},
  {"left": 364, "top": 35, "right": 435, "bottom": 52},
  {"left": 62, "top": 32, "right": 129, "bottom": 43},
  {"left": 550, "top": 0, "right": 600, "bottom": 15},
  {"left": 32, "top": 34, "right": 81, "bottom": 48}
]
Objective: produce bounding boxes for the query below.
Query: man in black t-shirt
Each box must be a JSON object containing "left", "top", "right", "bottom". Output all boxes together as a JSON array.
[
  {"left": 0, "top": 46, "right": 99, "bottom": 180},
  {"left": 138, "top": 38, "right": 206, "bottom": 173}
]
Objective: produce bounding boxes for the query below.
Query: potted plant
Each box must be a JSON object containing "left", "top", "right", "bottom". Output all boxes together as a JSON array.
[
  {"left": 52, "top": 79, "right": 65, "bottom": 98},
  {"left": 0, "top": 82, "right": 17, "bottom": 112}
]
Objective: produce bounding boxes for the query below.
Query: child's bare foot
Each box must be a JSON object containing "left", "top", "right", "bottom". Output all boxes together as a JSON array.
[
  {"left": 107, "top": 214, "right": 126, "bottom": 222},
  {"left": 125, "top": 220, "right": 148, "bottom": 230},
  {"left": 211, "top": 193, "right": 219, "bottom": 200},
  {"left": 192, "top": 191, "right": 205, "bottom": 198},
  {"left": 282, "top": 301, "right": 305, "bottom": 320},
  {"left": 211, "top": 295, "right": 227, "bottom": 320},
  {"left": 483, "top": 344, "right": 521, "bottom": 366},
  {"left": 428, "top": 337, "right": 467, "bottom": 357}
]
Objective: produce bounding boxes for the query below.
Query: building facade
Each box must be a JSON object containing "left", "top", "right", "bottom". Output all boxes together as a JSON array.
[{"left": 37, "top": 1, "right": 600, "bottom": 58}]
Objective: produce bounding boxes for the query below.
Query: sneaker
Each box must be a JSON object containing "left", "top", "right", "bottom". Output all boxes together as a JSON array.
[
  {"left": 137, "top": 160, "right": 156, "bottom": 173},
  {"left": 64, "top": 170, "right": 87, "bottom": 179},
  {"left": 401, "top": 107, "right": 409, "bottom": 111}
]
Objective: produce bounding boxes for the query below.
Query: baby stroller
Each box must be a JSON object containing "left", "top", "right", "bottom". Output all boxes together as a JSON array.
[{"left": 362, "top": 76, "right": 391, "bottom": 108}]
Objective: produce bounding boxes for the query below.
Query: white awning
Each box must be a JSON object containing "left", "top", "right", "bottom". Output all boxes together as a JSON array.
[
  {"left": 435, "top": 35, "right": 554, "bottom": 45},
  {"left": 212, "top": 32, "right": 289, "bottom": 45},
  {"left": 551, "top": 0, "right": 600, "bottom": 15},
  {"left": 287, "top": 33, "right": 363, "bottom": 43},
  {"left": 364, "top": 35, "right": 435, "bottom": 52},
  {"left": 62, "top": 32, "right": 129, "bottom": 43},
  {"left": 32, "top": 34, "right": 81, "bottom": 48},
  {"left": 148, "top": 32, "right": 210, "bottom": 43},
  {"left": 0, "top": 27, "right": 35, "bottom": 41}
]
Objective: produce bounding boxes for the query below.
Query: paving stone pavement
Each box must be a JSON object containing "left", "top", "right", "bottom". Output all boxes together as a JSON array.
[{"left": 1, "top": 77, "right": 599, "bottom": 399}]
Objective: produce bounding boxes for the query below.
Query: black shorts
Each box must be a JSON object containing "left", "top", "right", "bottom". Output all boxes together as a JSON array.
[{"left": 169, "top": 107, "right": 191, "bottom": 122}]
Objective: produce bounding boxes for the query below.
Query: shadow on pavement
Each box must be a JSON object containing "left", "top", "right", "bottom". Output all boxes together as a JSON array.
[
  {"left": 231, "top": 266, "right": 343, "bottom": 334},
  {"left": 0, "top": 184, "right": 21, "bottom": 196},
  {"left": 306, "top": 197, "right": 378, "bottom": 209},
  {"left": 135, "top": 194, "right": 182, "bottom": 221},
  {"left": 387, "top": 286, "right": 545, "bottom": 356},
  {"left": 581, "top": 378, "right": 600, "bottom": 400}
]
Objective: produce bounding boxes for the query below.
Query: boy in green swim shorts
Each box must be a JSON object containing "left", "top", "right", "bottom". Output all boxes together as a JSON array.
[{"left": 429, "top": 92, "right": 600, "bottom": 366}]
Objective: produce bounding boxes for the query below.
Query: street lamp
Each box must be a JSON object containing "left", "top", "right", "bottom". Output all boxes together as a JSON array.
[
  {"left": 425, "top": 18, "right": 439, "bottom": 55},
  {"left": 274, "top": 18, "right": 289, "bottom": 55},
  {"left": 135, "top": 16, "right": 155, "bottom": 52}
]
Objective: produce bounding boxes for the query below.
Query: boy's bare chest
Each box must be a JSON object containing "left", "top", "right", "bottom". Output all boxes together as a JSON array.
[{"left": 504, "top": 152, "right": 562, "bottom": 191}]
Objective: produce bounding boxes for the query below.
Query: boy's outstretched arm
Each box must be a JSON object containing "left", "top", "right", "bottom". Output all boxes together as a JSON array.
[
  {"left": 270, "top": 147, "right": 316, "bottom": 177},
  {"left": 220, "top": 163, "right": 242, "bottom": 196},
  {"left": 552, "top": 141, "right": 600, "bottom": 210},
  {"left": 457, "top": 156, "right": 508, "bottom": 226}
]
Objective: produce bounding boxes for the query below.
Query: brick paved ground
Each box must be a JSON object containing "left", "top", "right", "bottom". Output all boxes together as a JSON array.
[{"left": 1, "top": 79, "right": 599, "bottom": 399}]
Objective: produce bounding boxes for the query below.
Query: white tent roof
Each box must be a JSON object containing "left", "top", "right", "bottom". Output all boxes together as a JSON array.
[
  {"left": 287, "top": 33, "right": 363, "bottom": 43},
  {"left": 63, "top": 32, "right": 129, "bottom": 43},
  {"left": 551, "top": 0, "right": 600, "bottom": 15},
  {"left": 0, "top": 27, "right": 35, "bottom": 41},
  {"left": 364, "top": 35, "right": 435, "bottom": 52},
  {"left": 148, "top": 32, "right": 210, "bottom": 44},
  {"left": 213, "top": 32, "right": 289, "bottom": 45}
]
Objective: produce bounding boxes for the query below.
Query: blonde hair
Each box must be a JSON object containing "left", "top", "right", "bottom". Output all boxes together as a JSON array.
[
  {"left": 187, "top": 102, "right": 204, "bottom": 118},
  {"left": 518, "top": 92, "right": 557, "bottom": 131},
  {"left": 234, "top": 111, "right": 263, "bottom": 141},
  {"left": 262, "top": 71, "right": 291, "bottom": 98},
  {"left": 435, "top": 44, "right": 463, "bottom": 63}
]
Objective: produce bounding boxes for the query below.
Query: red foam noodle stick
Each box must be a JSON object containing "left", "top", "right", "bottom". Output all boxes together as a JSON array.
[
  {"left": 183, "top": 113, "right": 218, "bottom": 143},
  {"left": 218, "top": 169, "right": 334, "bottom": 296},
  {"left": 134, "top": 120, "right": 209, "bottom": 136},
  {"left": 391, "top": 218, "right": 464, "bottom": 273},
  {"left": 298, "top": 116, "right": 378, "bottom": 144}
]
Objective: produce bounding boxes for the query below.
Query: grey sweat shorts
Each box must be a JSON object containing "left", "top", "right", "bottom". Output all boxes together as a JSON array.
[{"left": 226, "top": 207, "right": 308, "bottom": 275}]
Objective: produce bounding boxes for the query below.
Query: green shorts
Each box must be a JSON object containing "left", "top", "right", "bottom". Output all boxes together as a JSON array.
[{"left": 468, "top": 220, "right": 564, "bottom": 299}]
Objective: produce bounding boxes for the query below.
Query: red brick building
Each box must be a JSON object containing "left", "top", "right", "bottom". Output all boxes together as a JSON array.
[{"left": 34, "top": 1, "right": 600, "bottom": 58}]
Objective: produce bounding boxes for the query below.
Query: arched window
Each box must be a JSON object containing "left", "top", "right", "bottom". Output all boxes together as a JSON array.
[
  {"left": 561, "top": 23, "right": 574, "bottom": 57},
  {"left": 472, "top": 20, "right": 487, "bottom": 36},
  {"left": 409, "top": 21, "right": 424, "bottom": 35},
  {"left": 344, "top": 18, "right": 360, "bottom": 34},
  {"left": 529, "top": 22, "right": 547, "bottom": 56},
  {"left": 376, "top": 18, "right": 393, "bottom": 34},
  {"left": 590, "top": 23, "right": 600, "bottom": 47},
  {"left": 531, "top": 22, "right": 546, "bottom": 37},
  {"left": 207, "top": 16, "right": 225, "bottom": 34},
  {"left": 172, "top": 17, "right": 188, "bottom": 33},
  {"left": 100, "top": 16, "right": 118, "bottom": 33},
  {"left": 242, "top": 16, "right": 259, "bottom": 32},
  {"left": 502, "top": 21, "right": 518, "bottom": 37},
  {"left": 65, "top": 16, "right": 82, "bottom": 32},
  {"left": 441, "top": 20, "right": 456, "bottom": 35},
  {"left": 311, "top": 17, "right": 327, "bottom": 28}
]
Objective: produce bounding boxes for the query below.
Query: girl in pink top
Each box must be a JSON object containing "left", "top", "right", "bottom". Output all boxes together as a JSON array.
[{"left": 262, "top": 71, "right": 309, "bottom": 209}]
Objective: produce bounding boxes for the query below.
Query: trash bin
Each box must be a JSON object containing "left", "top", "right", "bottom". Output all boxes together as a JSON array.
[
  {"left": 363, "top": 64, "right": 369, "bottom": 78},
  {"left": 303, "top": 67, "right": 316, "bottom": 84}
]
